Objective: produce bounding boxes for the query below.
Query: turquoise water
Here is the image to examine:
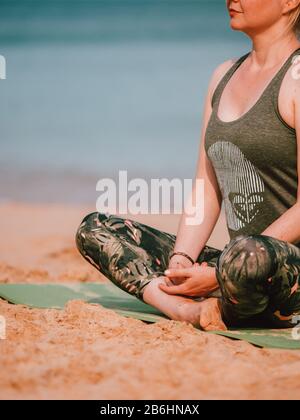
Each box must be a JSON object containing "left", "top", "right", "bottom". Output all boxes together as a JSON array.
[{"left": 0, "top": 0, "right": 249, "bottom": 203}]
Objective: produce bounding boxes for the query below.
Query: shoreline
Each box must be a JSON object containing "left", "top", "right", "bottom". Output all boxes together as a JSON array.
[{"left": 0, "top": 201, "right": 229, "bottom": 284}]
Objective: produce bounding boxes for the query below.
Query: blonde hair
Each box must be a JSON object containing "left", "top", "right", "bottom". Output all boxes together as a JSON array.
[{"left": 288, "top": 4, "right": 300, "bottom": 37}]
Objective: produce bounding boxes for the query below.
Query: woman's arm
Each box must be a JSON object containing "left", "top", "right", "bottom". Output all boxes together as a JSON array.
[
  {"left": 169, "top": 59, "right": 236, "bottom": 269},
  {"left": 142, "top": 60, "right": 237, "bottom": 317}
]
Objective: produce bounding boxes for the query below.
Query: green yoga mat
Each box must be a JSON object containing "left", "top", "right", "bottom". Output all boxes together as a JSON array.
[{"left": 0, "top": 283, "right": 299, "bottom": 350}]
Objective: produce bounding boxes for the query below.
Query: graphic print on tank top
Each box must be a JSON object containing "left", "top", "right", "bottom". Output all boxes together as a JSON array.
[{"left": 207, "top": 141, "right": 265, "bottom": 231}]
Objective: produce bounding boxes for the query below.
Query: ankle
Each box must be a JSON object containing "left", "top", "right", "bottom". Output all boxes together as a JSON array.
[
  {"left": 142, "top": 276, "right": 168, "bottom": 304},
  {"left": 176, "top": 300, "right": 201, "bottom": 326}
]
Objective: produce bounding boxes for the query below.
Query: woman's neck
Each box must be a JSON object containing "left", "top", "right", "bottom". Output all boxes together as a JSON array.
[{"left": 249, "top": 31, "right": 300, "bottom": 70}]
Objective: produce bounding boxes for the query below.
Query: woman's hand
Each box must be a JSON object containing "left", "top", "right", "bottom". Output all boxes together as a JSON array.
[
  {"left": 167, "top": 255, "right": 194, "bottom": 285},
  {"left": 159, "top": 262, "right": 219, "bottom": 298}
]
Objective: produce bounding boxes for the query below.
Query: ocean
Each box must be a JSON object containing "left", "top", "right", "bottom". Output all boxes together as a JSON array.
[{"left": 0, "top": 0, "right": 249, "bottom": 204}]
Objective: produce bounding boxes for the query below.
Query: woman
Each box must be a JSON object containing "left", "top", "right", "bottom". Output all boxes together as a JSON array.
[{"left": 76, "top": 0, "right": 300, "bottom": 331}]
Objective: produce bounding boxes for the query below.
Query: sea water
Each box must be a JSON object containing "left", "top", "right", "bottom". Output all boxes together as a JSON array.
[{"left": 0, "top": 0, "right": 249, "bottom": 203}]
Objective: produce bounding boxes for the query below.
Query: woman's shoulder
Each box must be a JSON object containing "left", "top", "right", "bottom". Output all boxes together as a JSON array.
[
  {"left": 283, "top": 53, "right": 300, "bottom": 101},
  {"left": 212, "top": 57, "right": 239, "bottom": 81},
  {"left": 278, "top": 52, "right": 300, "bottom": 128},
  {"left": 208, "top": 57, "right": 239, "bottom": 106}
]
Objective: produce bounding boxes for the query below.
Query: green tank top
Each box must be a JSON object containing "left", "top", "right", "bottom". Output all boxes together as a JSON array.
[{"left": 204, "top": 47, "right": 300, "bottom": 247}]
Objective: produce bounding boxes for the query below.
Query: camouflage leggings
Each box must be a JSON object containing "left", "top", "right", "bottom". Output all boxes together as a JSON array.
[{"left": 75, "top": 212, "right": 300, "bottom": 328}]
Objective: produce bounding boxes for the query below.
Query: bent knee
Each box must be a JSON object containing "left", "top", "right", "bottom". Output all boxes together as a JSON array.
[
  {"left": 217, "top": 234, "right": 278, "bottom": 284},
  {"left": 76, "top": 211, "right": 109, "bottom": 236},
  {"left": 75, "top": 211, "right": 107, "bottom": 253}
]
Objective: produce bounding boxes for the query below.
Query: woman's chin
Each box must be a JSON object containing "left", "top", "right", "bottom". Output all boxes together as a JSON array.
[{"left": 229, "top": 21, "right": 245, "bottom": 31}]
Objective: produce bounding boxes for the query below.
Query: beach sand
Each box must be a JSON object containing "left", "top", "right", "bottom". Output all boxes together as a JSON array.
[{"left": 1, "top": 202, "right": 300, "bottom": 400}]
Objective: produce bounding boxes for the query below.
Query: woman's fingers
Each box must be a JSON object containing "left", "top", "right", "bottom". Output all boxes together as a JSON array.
[
  {"left": 165, "top": 262, "right": 207, "bottom": 277},
  {"left": 158, "top": 282, "right": 186, "bottom": 295},
  {"left": 164, "top": 267, "right": 192, "bottom": 277}
]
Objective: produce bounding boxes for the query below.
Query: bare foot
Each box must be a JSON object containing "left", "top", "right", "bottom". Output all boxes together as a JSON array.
[
  {"left": 143, "top": 276, "right": 227, "bottom": 331},
  {"left": 198, "top": 298, "right": 227, "bottom": 331},
  {"left": 177, "top": 298, "right": 227, "bottom": 331}
]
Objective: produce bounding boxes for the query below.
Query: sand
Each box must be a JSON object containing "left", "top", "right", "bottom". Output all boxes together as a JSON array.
[{"left": 0, "top": 201, "right": 300, "bottom": 400}]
